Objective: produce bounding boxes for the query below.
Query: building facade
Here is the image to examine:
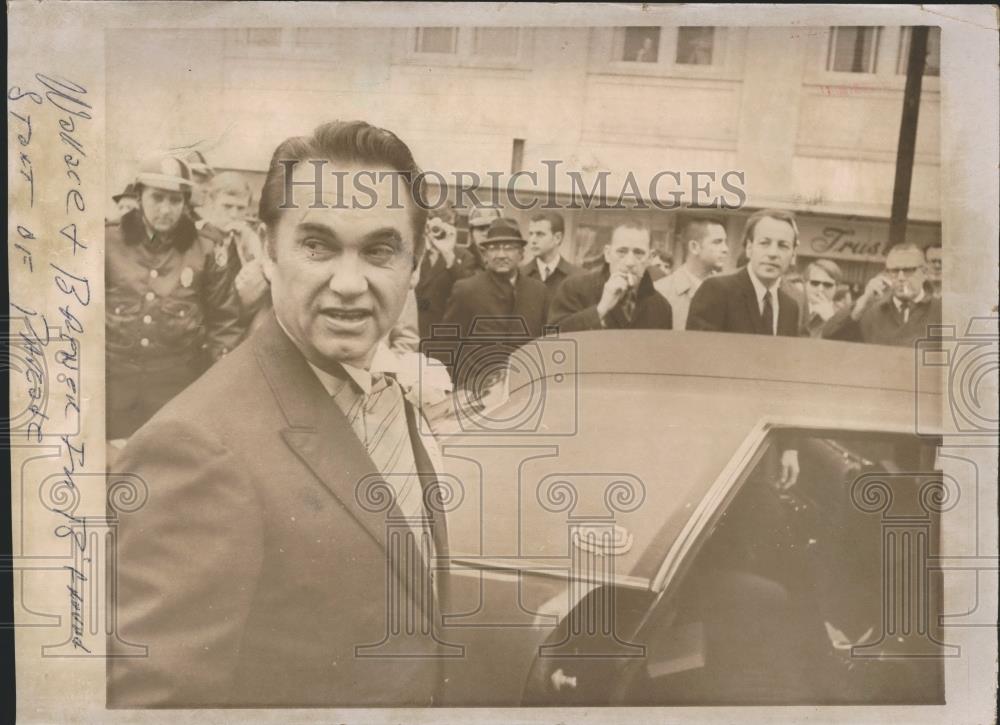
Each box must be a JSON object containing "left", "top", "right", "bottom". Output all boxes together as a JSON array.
[{"left": 108, "top": 25, "right": 942, "bottom": 283}]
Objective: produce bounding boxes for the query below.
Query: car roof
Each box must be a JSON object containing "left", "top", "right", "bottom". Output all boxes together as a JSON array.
[{"left": 537, "top": 330, "right": 941, "bottom": 396}]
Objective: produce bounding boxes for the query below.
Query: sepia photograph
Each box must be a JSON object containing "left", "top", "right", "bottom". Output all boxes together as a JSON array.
[{"left": 5, "top": 3, "right": 998, "bottom": 723}]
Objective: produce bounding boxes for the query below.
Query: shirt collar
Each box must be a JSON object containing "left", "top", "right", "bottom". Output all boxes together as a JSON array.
[
  {"left": 674, "top": 265, "right": 701, "bottom": 294},
  {"left": 746, "top": 265, "right": 781, "bottom": 302},
  {"left": 274, "top": 314, "right": 383, "bottom": 397},
  {"left": 536, "top": 255, "right": 559, "bottom": 275}
]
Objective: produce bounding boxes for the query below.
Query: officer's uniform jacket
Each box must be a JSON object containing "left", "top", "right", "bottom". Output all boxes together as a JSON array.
[{"left": 106, "top": 208, "right": 244, "bottom": 375}]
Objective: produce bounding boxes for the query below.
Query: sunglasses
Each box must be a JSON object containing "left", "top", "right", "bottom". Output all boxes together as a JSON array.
[
  {"left": 886, "top": 266, "right": 921, "bottom": 277},
  {"left": 807, "top": 279, "right": 835, "bottom": 289}
]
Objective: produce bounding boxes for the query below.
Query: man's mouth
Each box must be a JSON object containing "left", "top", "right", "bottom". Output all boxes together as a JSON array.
[{"left": 322, "top": 308, "right": 372, "bottom": 322}]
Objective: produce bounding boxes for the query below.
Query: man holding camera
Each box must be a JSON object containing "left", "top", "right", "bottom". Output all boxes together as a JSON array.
[
  {"left": 548, "top": 221, "right": 673, "bottom": 331},
  {"left": 821, "top": 242, "right": 942, "bottom": 347},
  {"left": 414, "top": 205, "right": 478, "bottom": 340},
  {"left": 439, "top": 217, "right": 549, "bottom": 390}
]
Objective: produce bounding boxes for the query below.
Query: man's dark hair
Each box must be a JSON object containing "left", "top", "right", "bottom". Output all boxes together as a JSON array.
[
  {"left": 679, "top": 217, "right": 726, "bottom": 260},
  {"left": 259, "top": 120, "right": 427, "bottom": 258},
  {"left": 530, "top": 210, "right": 565, "bottom": 236}
]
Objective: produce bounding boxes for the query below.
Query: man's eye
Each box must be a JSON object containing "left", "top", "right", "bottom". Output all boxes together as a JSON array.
[
  {"left": 366, "top": 245, "right": 397, "bottom": 262},
  {"left": 302, "top": 238, "right": 329, "bottom": 253}
]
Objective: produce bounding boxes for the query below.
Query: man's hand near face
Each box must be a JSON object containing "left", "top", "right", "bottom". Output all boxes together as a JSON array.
[
  {"left": 427, "top": 219, "right": 457, "bottom": 268},
  {"left": 597, "top": 271, "right": 636, "bottom": 320},
  {"left": 234, "top": 257, "right": 269, "bottom": 308},
  {"left": 851, "top": 273, "right": 890, "bottom": 321}
]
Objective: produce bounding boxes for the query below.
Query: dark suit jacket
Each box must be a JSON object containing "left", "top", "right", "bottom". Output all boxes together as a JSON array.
[
  {"left": 519, "top": 255, "right": 581, "bottom": 296},
  {"left": 821, "top": 293, "right": 942, "bottom": 347},
  {"left": 436, "top": 270, "right": 549, "bottom": 390},
  {"left": 414, "top": 245, "right": 478, "bottom": 339},
  {"left": 107, "top": 315, "right": 449, "bottom": 708},
  {"left": 686, "top": 267, "right": 800, "bottom": 336},
  {"left": 547, "top": 265, "right": 673, "bottom": 332}
]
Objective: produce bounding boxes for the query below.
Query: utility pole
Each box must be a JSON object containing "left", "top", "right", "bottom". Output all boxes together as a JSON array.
[{"left": 886, "top": 26, "right": 929, "bottom": 253}]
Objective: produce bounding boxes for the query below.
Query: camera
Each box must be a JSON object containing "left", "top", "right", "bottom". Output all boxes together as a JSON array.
[
  {"left": 420, "top": 322, "right": 578, "bottom": 437},
  {"left": 914, "top": 317, "right": 998, "bottom": 439},
  {"left": 428, "top": 219, "right": 448, "bottom": 241}
]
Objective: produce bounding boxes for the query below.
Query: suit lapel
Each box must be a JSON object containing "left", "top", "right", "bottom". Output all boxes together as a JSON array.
[
  {"left": 403, "top": 401, "right": 450, "bottom": 609},
  {"left": 254, "top": 315, "right": 398, "bottom": 553},
  {"left": 738, "top": 268, "right": 764, "bottom": 334},
  {"left": 776, "top": 289, "right": 799, "bottom": 336}
]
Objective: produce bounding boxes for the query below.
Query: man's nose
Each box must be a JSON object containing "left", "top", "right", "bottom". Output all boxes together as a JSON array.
[{"left": 328, "top": 255, "right": 368, "bottom": 297}]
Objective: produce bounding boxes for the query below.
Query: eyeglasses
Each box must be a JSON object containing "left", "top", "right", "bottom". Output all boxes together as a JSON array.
[
  {"left": 886, "top": 266, "right": 921, "bottom": 277},
  {"left": 807, "top": 279, "right": 835, "bottom": 289},
  {"left": 482, "top": 242, "right": 523, "bottom": 252}
]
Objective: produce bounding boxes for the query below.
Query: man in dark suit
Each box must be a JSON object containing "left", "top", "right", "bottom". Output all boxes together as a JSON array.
[
  {"left": 414, "top": 204, "right": 478, "bottom": 340},
  {"left": 548, "top": 221, "right": 673, "bottom": 331},
  {"left": 437, "top": 217, "right": 548, "bottom": 392},
  {"left": 822, "top": 243, "right": 942, "bottom": 346},
  {"left": 686, "top": 208, "right": 801, "bottom": 337},
  {"left": 521, "top": 211, "right": 580, "bottom": 296},
  {"left": 108, "top": 121, "right": 454, "bottom": 708},
  {"left": 686, "top": 208, "right": 803, "bottom": 489}
]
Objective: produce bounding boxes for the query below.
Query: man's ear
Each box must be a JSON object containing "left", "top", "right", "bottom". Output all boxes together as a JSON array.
[{"left": 554, "top": 231, "right": 564, "bottom": 246}]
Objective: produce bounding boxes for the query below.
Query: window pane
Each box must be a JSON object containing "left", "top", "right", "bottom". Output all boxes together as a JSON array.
[
  {"left": 415, "top": 27, "right": 458, "bottom": 54},
  {"left": 616, "top": 26, "right": 660, "bottom": 63},
  {"left": 676, "top": 27, "right": 715, "bottom": 65},
  {"left": 827, "top": 27, "right": 880, "bottom": 73},
  {"left": 246, "top": 28, "right": 282, "bottom": 47},
  {"left": 898, "top": 27, "right": 941, "bottom": 77},
  {"left": 473, "top": 28, "right": 518, "bottom": 57}
]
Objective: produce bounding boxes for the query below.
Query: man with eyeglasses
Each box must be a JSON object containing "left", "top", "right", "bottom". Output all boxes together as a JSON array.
[
  {"left": 822, "top": 243, "right": 941, "bottom": 346},
  {"left": 548, "top": 221, "right": 673, "bottom": 331},
  {"left": 439, "top": 217, "right": 549, "bottom": 390}
]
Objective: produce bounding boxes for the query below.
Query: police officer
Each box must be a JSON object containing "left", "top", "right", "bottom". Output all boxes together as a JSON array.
[{"left": 106, "top": 155, "right": 244, "bottom": 442}]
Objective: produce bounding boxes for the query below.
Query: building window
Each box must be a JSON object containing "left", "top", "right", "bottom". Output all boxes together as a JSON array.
[
  {"left": 473, "top": 27, "right": 519, "bottom": 57},
  {"left": 245, "top": 28, "right": 282, "bottom": 47},
  {"left": 897, "top": 27, "right": 941, "bottom": 77},
  {"left": 827, "top": 26, "right": 881, "bottom": 73},
  {"left": 614, "top": 27, "right": 661, "bottom": 63},
  {"left": 676, "top": 27, "right": 715, "bottom": 65},
  {"left": 415, "top": 27, "right": 458, "bottom": 54}
]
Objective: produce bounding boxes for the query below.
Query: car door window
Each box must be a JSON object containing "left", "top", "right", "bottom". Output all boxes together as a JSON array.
[{"left": 627, "top": 428, "right": 945, "bottom": 705}]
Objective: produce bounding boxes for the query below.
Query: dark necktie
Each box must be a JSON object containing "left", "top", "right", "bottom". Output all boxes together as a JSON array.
[
  {"left": 899, "top": 299, "right": 911, "bottom": 324},
  {"left": 621, "top": 287, "right": 638, "bottom": 326},
  {"left": 761, "top": 290, "right": 774, "bottom": 335}
]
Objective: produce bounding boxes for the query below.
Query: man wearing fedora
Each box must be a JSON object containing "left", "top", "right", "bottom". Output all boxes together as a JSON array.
[{"left": 438, "top": 217, "right": 549, "bottom": 391}]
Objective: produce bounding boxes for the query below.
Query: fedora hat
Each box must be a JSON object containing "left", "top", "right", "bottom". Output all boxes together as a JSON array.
[{"left": 481, "top": 217, "right": 527, "bottom": 247}]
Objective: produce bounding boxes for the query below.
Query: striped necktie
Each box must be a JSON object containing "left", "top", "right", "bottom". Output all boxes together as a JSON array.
[
  {"left": 620, "top": 287, "right": 638, "bottom": 325},
  {"left": 356, "top": 374, "right": 429, "bottom": 535}
]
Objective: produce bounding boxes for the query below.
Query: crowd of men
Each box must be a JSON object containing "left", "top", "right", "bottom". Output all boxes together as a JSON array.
[
  {"left": 104, "top": 120, "right": 946, "bottom": 708},
  {"left": 106, "top": 146, "right": 944, "bottom": 442}
]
